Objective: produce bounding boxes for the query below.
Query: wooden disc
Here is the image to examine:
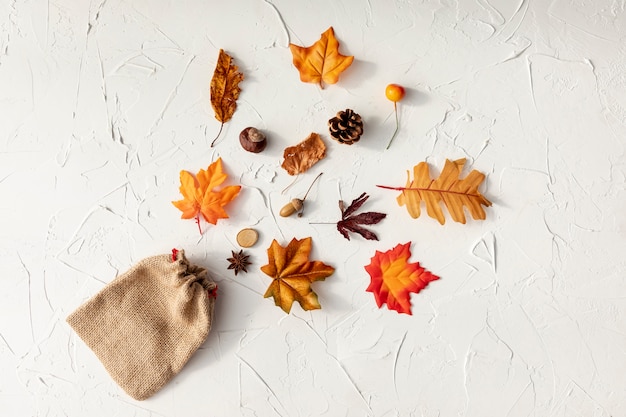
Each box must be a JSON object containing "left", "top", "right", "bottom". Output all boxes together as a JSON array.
[{"left": 236, "top": 228, "right": 258, "bottom": 248}]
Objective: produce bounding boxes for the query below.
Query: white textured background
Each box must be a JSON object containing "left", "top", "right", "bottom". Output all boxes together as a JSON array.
[{"left": 2, "top": 0, "right": 626, "bottom": 416}]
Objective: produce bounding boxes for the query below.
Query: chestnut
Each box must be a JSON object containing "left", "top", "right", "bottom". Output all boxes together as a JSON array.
[{"left": 239, "top": 127, "right": 267, "bottom": 153}]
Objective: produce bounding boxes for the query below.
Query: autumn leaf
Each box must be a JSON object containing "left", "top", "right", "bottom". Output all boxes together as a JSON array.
[
  {"left": 365, "top": 242, "right": 439, "bottom": 315},
  {"left": 377, "top": 158, "right": 492, "bottom": 224},
  {"left": 172, "top": 158, "right": 241, "bottom": 234},
  {"left": 337, "top": 192, "right": 386, "bottom": 241},
  {"left": 281, "top": 132, "right": 327, "bottom": 176},
  {"left": 210, "top": 49, "right": 244, "bottom": 146},
  {"left": 260, "top": 237, "right": 334, "bottom": 314},
  {"left": 289, "top": 27, "right": 354, "bottom": 89}
]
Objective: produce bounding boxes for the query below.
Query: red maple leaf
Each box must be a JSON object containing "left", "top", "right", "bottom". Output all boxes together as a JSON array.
[{"left": 365, "top": 242, "right": 439, "bottom": 314}]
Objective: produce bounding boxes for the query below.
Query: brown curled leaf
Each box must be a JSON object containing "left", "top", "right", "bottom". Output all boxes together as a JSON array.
[
  {"left": 210, "top": 49, "right": 244, "bottom": 146},
  {"left": 281, "top": 132, "right": 326, "bottom": 176}
]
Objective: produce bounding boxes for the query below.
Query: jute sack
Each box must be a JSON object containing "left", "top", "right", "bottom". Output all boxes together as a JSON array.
[{"left": 67, "top": 249, "right": 216, "bottom": 400}]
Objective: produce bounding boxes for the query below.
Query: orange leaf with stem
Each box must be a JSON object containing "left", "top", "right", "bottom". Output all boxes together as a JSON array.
[
  {"left": 261, "top": 237, "right": 335, "bottom": 314},
  {"left": 289, "top": 27, "right": 354, "bottom": 89},
  {"left": 172, "top": 158, "right": 241, "bottom": 234},
  {"left": 365, "top": 242, "right": 439, "bottom": 315},
  {"left": 376, "top": 158, "right": 492, "bottom": 224}
]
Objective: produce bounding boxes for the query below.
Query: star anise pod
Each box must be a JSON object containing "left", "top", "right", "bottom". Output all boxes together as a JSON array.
[{"left": 227, "top": 250, "right": 251, "bottom": 276}]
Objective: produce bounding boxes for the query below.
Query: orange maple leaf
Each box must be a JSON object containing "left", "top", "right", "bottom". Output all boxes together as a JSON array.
[
  {"left": 365, "top": 242, "right": 439, "bottom": 315},
  {"left": 172, "top": 158, "right": 241, "bottom": 234},
  {"left": 289, "top": 27, "right": 354, "bottom": 89},
  {"left": 261, "top": 237, "right": 335, "bottom": 314}
]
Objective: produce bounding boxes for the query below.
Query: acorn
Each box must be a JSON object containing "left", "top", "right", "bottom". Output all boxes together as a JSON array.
[
  {"left": 280, "top": 198, "right": 304, "bottom": 217},
  {"left": 278, "top": 173, "right": 323, "bottom": 218},
  {"left": 240, "top": 127, "right": 267, "bottom": 153}
]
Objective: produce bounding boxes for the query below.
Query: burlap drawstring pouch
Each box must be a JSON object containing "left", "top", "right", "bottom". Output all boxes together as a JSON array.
[{"left": 67, "top": 249, "right": 217, "bottom": 400}]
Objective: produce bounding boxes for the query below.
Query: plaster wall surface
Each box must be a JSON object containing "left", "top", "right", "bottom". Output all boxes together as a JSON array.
[{"left": 1, "top": 0, "right": 625, "bottom": 416}]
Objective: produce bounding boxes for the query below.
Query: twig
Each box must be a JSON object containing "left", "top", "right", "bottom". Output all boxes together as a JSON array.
[
  {"left": 298, "top": 172, "right": 323, "bottom": 217},
  {"left": 281, "top": 174, "right": 299, "bottom": 194},
  {"left": 211, "top": 122, "right": 225, "bottom": 147}
]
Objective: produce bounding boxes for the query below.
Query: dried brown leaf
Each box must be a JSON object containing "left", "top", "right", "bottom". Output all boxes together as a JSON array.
[
  {"left": 210, "top": 49, "right": 244, "bottom": 146},
  {"left": 281, "top": 132, "right": 326, "bottom": 176}
]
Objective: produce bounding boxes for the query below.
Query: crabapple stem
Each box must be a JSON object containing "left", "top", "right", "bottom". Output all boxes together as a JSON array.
[{"left": 386, "top": 102, "right": 400, "bottom": 150}]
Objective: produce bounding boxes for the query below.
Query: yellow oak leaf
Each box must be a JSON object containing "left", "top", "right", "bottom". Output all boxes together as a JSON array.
[
  {"left": 289, "top": 27, "right": 354, "bottom": 89},
  {"left": 377, "top": 158, "right": 492, "bottom": 224}
]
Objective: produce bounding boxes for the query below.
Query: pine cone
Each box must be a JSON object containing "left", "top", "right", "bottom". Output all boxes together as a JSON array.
[{"left": 328, "top": 109, "right": 363, "bottom": 145}]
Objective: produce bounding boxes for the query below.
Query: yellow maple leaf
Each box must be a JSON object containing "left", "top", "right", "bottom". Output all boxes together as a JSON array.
[
  {"left": 261, "top": 237, "right": 335, "bottom": 314},
  {"left": 289, "top": 27, "right": 354, "bottom": 89},
  {"left": 172, "top": 158, "right": 241, "bottom": 234}
]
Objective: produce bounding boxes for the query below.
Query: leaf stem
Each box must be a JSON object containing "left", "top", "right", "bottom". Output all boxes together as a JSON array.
[
  {"left": 298, "top": 172, "right": 324, "bottom": 218},
  {"left": 281, "top": 174, "right": 299, "bottom": 195},
  {"left": 376, "top": 184, "right": 406, "bottom": 191},
  {"left": 385, "top": 102, "right": 399, "bottom": 150},
  {"left": 210, "top": 122, "right": 225, "bottom": 147},
  {"left": 195, "top": 214, "right": 202, "bottom": 235},
  {"left": 376, "top": 184, "right": 485, "bottom": 198},
  {"left": 302, "top": 172, "right": 323, "bottom": 201}
]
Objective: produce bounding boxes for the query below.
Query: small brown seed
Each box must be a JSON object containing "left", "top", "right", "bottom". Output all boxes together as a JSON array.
[{"left": 279, "top": 198, "right": 304, "bottom": 217}]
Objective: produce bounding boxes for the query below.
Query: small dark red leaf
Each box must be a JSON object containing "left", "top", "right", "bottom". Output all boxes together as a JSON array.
[
  {"left": 337, "top": 220, "right": 379, "bottom": 241},
  {"left": 342, "top": 192, "right": 369, "bottom": 218},
  {"left": 337, "top": 222, "right": 351, "bottom": 240},
  {"left": 336, "top": 192, "right": 386, "bottom": 241},
  {"left": 345, "top": 212, "right": 386, "bottom": 225}
]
